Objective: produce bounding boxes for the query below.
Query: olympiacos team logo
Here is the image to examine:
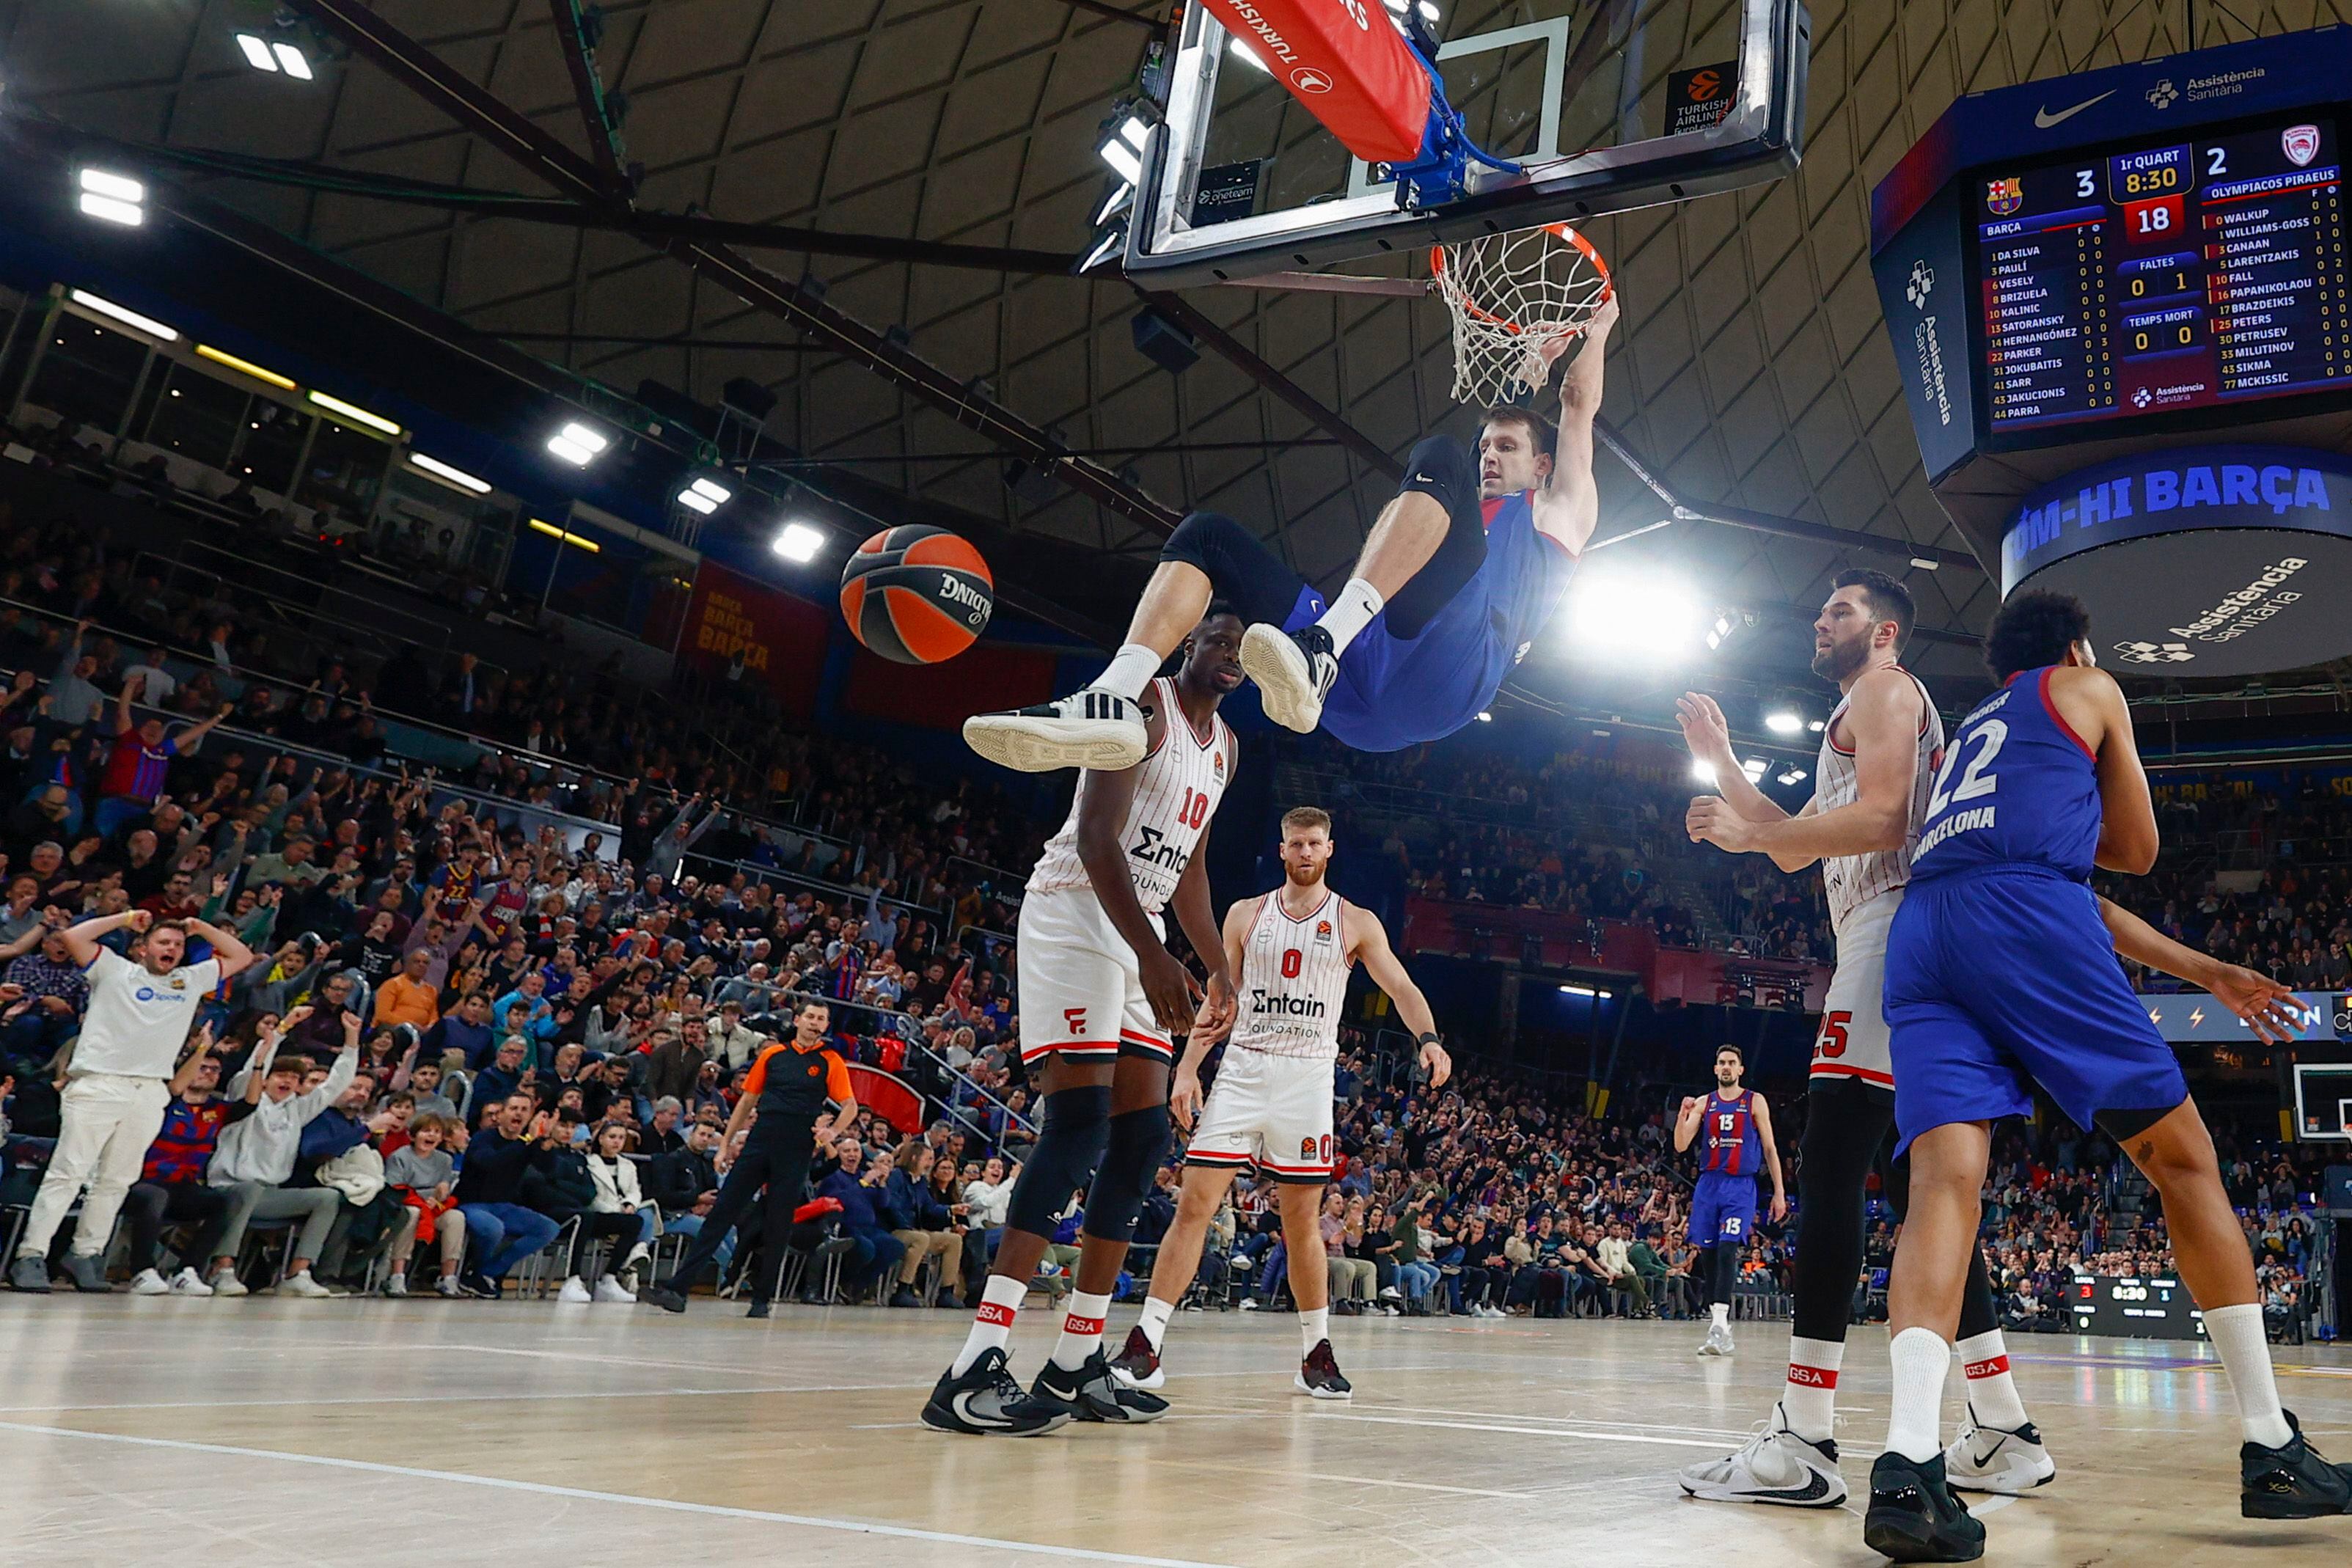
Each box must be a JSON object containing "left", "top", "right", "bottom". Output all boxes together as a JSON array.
[{"left": 2283, "top": 124, "right": 2320, "bottom": 167}]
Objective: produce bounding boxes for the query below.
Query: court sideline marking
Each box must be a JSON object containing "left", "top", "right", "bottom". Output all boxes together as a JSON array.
[{"left": 0, "top": 1421, "right": 1240, "bottom": 1567}]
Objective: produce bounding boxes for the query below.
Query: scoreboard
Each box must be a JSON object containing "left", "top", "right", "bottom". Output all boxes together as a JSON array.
[
  {"left": 2070, "top": 1273, "right": 2206, "bottom": 1340},
  {"left": 1976, "top": 116, "right": 2348, "bottom": 431}
]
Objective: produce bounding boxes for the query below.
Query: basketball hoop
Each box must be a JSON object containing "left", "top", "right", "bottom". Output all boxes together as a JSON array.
[{"left": 1432, "top": 224, "right": 1613, "bottom": 405}]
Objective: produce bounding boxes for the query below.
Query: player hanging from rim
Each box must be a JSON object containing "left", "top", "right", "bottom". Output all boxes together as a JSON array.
[
  {"left": 1107, "top": 806, "right": 1449, "bottom": 1403},
  {"left": 1672, "top": 1045, "right": 1786, "bottom": 1360},
  {"left": 1677, "top": 568, "right": 2055, "bottom": 1508},
  {"left": 961, "top": 295, "right": 1618, "bottom": 774},
  {"left": 1861, "top": 591, "right": 2350, "bottom": 1562},
  {"left": 921, "top": 607, "right": 1243, "bottom": 1438}
]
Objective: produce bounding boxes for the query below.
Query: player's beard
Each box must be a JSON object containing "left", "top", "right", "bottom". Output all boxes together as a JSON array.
[
  {"left": 1811, "top": 629, "right": 1871, "bottom": 682},
  {"left": 1286, "top": 857, "right": 1328, "bottom": 887}
]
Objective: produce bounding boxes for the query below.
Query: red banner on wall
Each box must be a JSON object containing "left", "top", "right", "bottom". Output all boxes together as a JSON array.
[
  {"left": 681, "top": 560, "right": 832, "bottom": 722},
  {"left": 844, "top": 643, "right": 1055, "bottom": 732}
]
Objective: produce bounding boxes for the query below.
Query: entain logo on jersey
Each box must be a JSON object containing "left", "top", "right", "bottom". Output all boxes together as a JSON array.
[
  {"left": 1128, "top": 824, "right": 1192, "bottom": 875},
  {"left": 1251, "top": 987, "right": 1327, "bottom": 1018}
]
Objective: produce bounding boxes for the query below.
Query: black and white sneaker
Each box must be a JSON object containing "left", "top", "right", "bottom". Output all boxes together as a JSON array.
[
  {"left": 1108, "top": 1325, "right": 1165, "bottom": 1391},
  {"left": 1679, "top": 1402, "right": 1847, "bottom": 1507},
  {"left": 1863, "top": 1450, "right": 1985, "bottom": 1563},
  {"left": 1294, "top": 1339, "right": 1353, "bottom": 1401},
  {"left": 2241, "top": 1409, "right": 2352, "bottom": 1519},
  {"left": 920, "top": 1347, "right": 1071, "bottom": 1437},
  {"left": 963, "top": 689, "right": 1146, "bottom": 774},
  {"left": 1239, "top": 623, "right": 1336, "bottom": 734},
  {"left": 1031, "top": 1348, "right": 1171, "bottom": 1423},
  {"left": 1943, "top": 1405, "right": 2056, "bottom": 1494}
]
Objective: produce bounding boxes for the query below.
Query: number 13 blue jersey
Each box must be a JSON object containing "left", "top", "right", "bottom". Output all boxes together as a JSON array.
[{"left": 1910, "top": 665, "right": 2104, "bottom": 885}]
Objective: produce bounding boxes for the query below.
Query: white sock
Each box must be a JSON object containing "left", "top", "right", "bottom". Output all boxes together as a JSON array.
[
  {"left": 1956, "top": 1329, "right": 2029, "bottom": 1429},
  {"left": 1314, "top": 578, "right": 1385, "bottom": 655},
  {"left": 1093, "top": 644, "right": 1161, "bottom": 702},
  {"left": 1137, "top": 1294, "right": 1175, "bottom": 1351},
  {"left": 2204, "top": 1302, "right": 2293, "bottom": 1448},
  {"left": 1782, "top": 1336, "right": 1844, "bottom": 1442},
  {"left": 1710, "top": 1302, "right": 1730, "bottom": 1330},
  {"left": 1052, "top": 1290, "right": 1113, "bottom": 1371},
  {"left": 952, "top": 1275, "right": 1027, "bottom": 1377},
  {"left": 1886, "top": 1327, "right": 1953, "bottom": 1463},
  {"left": 1300, "top": 1305, "right": 1330, "bottom": 1355}
]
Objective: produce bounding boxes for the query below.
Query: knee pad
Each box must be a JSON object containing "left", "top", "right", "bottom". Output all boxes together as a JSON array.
[
  {"left": 1162, "top": 510, "right": 1249, "bottom": 575},
  {"left": 1005, "top": 1085, "right": 1112, "bottom": 1237},
  {"left": 1399, "top": 434, "right": 1478, "bottom": 516},
  {"left": 1082, "top": 1103, "right": 1171, "bottom": 1243}
]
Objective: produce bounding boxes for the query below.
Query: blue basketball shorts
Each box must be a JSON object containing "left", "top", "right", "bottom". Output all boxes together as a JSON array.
[
  {"left": 1688, "top": 1171, "right": 1758, "bottom": 1248},
  {"left": 1886, "top": 865, "right": 2188, "bottom": 1157}
]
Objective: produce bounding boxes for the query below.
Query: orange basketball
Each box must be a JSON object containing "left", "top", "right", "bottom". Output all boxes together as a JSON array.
[{"left": 838, "top": 526, "right": 994, "bottom": 664}]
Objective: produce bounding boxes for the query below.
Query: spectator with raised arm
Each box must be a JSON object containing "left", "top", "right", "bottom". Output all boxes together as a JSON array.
[
  {"left": 10, "top": 907, "right": 251, "bottom": 1293},
  {"left": 205, "top": 1008, "right": 359, "bottom": 1297}
]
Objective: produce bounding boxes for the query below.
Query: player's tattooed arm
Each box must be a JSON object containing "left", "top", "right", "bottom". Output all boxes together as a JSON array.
[
  {"left": 1530, "top": 292, "right": 1618, "bottom": 554},
  {"left": 1688, "top": 667, "right": 1916, "bottom": 862},
  {"left": 1752, "top": 1094, "right": 1789, "bottom": 1223},
  {"left": 2095, "top": 895, "right": 2304, "bottom": 1041},
  {"left": 1349, "top": 905, "right": 1448, "bottom": 1088}
]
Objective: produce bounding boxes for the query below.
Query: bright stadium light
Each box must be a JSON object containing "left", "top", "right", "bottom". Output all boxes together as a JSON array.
[
  {"left": 307, "top": 389, "right": 400, "bottom": 437},
  {"left": 547, "top": 422, "right": 609, "bottom": 466},
  {"left": 773, "top": 521, "right": 824, "bottom": 563},
  {"left": 272, "top": 42, "right": 314, "bottom": 79},
  {"left": 1808, "top": 718, "right": 1826, "bottom": 733},
  {"left": 1476, "top": 710, "right": 1492, "bottom": 722},
  {"left": 67, "top": 289, "right": 176, "bottom": 341},
  {"left": 1741, "top": 757, "right": 1769, "bottom": 783},
  {"left": 235, "top": 33, "right": 279, "bottom": 71},
  {"left": 1691, "top": 759, "right": 1718, "bottom": 785},
  {"left": 407, "top": 453, "right": 492, "bottom": 496},
  {"left": 1096, "top": 112, "right": 1151, "bottom": 186},
  {"left": 1563, "top": 569, "right": 1704, "bottom": 661},
  {"left": 1558, "top": 983, "right": 1613, "bottom": 999},
  {"left": 77, "top": 169, "right": 146, "bottom": 227},
  {"left": 1777, "top": 766, "right": 1809, "bottom": 786},
  {"left": 1764, "top": 709, "right": 1803, "bottom": 735}
]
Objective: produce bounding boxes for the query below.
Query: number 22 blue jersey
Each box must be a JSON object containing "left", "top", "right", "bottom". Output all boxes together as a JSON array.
[{"left": 1909, "top": 665, "right": 2104, "bottom": 885}]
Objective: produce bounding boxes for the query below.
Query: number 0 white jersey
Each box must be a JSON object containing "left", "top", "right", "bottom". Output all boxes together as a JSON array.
[
  {"left": 1229, "top": 887, "right": 1352, "bottom": 1060},
  {"left": 1027, "top": 676, "right": 1235, "bottom": 917},
  {"left": 1815, "top": 666, "right": 1943, "bottom": 933}
]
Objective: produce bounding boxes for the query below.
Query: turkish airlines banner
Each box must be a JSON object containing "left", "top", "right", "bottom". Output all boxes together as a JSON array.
[{"left": 1198, "top": 0, "right": 1431, "bottom": 165}]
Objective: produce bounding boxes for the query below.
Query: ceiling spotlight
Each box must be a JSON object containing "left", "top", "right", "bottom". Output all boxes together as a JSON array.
[
  {"left": 1092, "top": 179, "right": 1135, "bottom": 227},
  {"left": 307, "top": 390, "right": 400, "bottom": 437},
  {"left": 1564, "top": 570, "right": 1703, "bottom": 662},
  {"left": 1077, "top": 225, "right": 1126, "bottom": 274},
  {"left": 1777, "top": 766, "right": 1809, "bottom": 786},
  {"left": 678, "top": 475, "right": 732, "bottom": 515},
  {"left": 235, "top": 33, "right": 279, "bottom": 71},
  {"left": 1764, "top": 709, "right": 1803, "bottom": 735},
  {"left": 1096, "top": 111, "right": 1151, "bottom": 186},
  {"left": 76, "top": 168, "right": 146, "bottom": 227},
  {"left": 408, "top": 453, "right": 491, "bottom": 496},
  {"left": 1704, "top": 612, "right": 1737, "bottom": 651},
  {"left": 547, "top": 422, "right": 609, "bottom": 466},
  {"left": 1476, "top": 711, "right": 1492, "bottom": 722},
  {"left": 272, "top": 42, "right": 314, "bottom": 80},
  {"left": 1557, "top": 983, "right": 1612, "bottom": 998},
  {"left": 1741, "top": 758, "right": 1768, "bottom": 783},
  {"left": 1910, "top": 557, "right": 1940, "bottom": 571},
  {"left": 1690, "top": 759, "right": 1718, "bottom": 785},
  {"left": 1808, "top": 718, "right": 1826, "bottom": 733},
  {"left": 67, "top": 289, "right": 176, "bottom": 341},
  {"left": 773, "top": 521, "right": 824, "bottom": 563}
]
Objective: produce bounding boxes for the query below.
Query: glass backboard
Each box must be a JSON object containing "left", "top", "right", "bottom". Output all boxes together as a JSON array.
[{"left": 1129, "top": 0, "right": 1811, "bottom": 285}]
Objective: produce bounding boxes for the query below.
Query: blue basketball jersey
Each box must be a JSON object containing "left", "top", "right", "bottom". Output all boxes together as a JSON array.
[
  {"left": 1311, "top": 491, "right": 1578, "bottom": 752},
  {"left": 1701, "top": 1089, "right": 1762, "bottom": 1176},
  {"left": 1910, "top": 665, "right": 2103, "bottom": 885}
]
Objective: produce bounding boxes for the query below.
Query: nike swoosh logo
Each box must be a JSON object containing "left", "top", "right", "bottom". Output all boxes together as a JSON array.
[
  {"left": 950, "top": 1390, "right": 1013, "bottom": 1428},
  {"left": 2034, "top": 90, "right": 2114, "bottom": 128},
  {"left": 1755, "top": 1470, "right": 1833, "bottom": 1502}
]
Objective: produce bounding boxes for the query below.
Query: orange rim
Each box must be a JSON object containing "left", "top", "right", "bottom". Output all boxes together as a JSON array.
[{"left": 1430, "top": 222, "right": 1614, "bottom": 337}]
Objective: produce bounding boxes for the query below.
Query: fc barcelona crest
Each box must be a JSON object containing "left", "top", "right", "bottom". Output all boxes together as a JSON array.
[{"left": 1985, "top": 176, "right": 2023, "bottom": 216}]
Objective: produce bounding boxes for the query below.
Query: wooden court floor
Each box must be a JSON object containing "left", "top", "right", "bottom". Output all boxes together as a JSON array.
[{"left": 4, "top": 1296, "right": 2351, "bottom": 1566}]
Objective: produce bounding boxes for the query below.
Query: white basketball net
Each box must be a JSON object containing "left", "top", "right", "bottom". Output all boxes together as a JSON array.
[{"left": 1432, "top": 224, "right": 1613, "bottom": 405}]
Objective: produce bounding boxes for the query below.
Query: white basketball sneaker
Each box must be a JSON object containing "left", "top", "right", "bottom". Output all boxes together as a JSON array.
[
  {"left": 1239, "top": 624, "right": 1337, "bottom": 734},
  {"left": 169, "top": 1267, "right": 215, "bottom": 1297},
  {"left": 962, "top": 689, "right": 1146, "bottom": 773},
  {"left": 128, "top": 1268, "right": 170, "bottom": 1296},
  {"left": 593, "top": 1275, "right": 638, "bottom": 1304},
  {"left": 558, "top": 1276, "right": 596, "bottom": 1304},
  {"left": 1943, "top": 1405, "right": 2057, "bottom": 1494},
  {"left": 1697, "top": 1320, "right": 1736, "bottom": 1358},
  {"left": 1679, "top": 1403, "right": 1848, "bottom": 1508}
]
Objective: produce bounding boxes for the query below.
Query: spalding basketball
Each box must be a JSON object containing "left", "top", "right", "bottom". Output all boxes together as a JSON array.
[{"left": 838, "top": 525, "right": 994, "bottom": 664}]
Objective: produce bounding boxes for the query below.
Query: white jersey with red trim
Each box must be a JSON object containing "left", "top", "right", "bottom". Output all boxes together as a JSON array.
[
  {"left": 1816, "top": 667, "right": 1943, "bottom": 933},
  {"left": 1027, "top": 676, "right": 1234, "bottom": 916},
  {"left": 1229, "top": 887, "right": 1352, "bottom": 1060}
]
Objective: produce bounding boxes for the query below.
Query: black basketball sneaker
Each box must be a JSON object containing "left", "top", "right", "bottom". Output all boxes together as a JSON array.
[
  {"left": 1863, "top": 1450, "right": 1985, "bottom": 1563},
  {"left": 962, "top": 689, "right": 1145, "bottom": 774},
  {"left": 920, "top": 1347, "right": 1071, "bottom": 1437},
  {"left": 1294, "top": 1339, "right": 1353, "bottom": 1401},
  {"left": 1108, "top": 1325, "right": 1165, "bottom": 1391},
  {"left": 1239, "top": 623, "right": 1337, "bottom": 734},
  {"left": 1031, "top": 1348, "right": 1171, "bottom": 1423},
  {"left": 2241, "top": 1410, "right": 2352, "bottom": 1518}
]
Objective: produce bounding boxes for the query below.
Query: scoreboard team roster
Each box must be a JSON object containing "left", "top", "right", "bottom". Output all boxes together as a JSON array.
[{"left": 1974, "top": 114, "right": 2348, "bottom": 431}]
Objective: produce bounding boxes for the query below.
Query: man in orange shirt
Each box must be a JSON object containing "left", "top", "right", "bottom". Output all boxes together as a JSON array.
[
  {"left": 373, "top": 946, "right": 442, "bottom": 1033},
  {"left": 641, "top": 998, "right": 857, "bottom": 1318}
]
